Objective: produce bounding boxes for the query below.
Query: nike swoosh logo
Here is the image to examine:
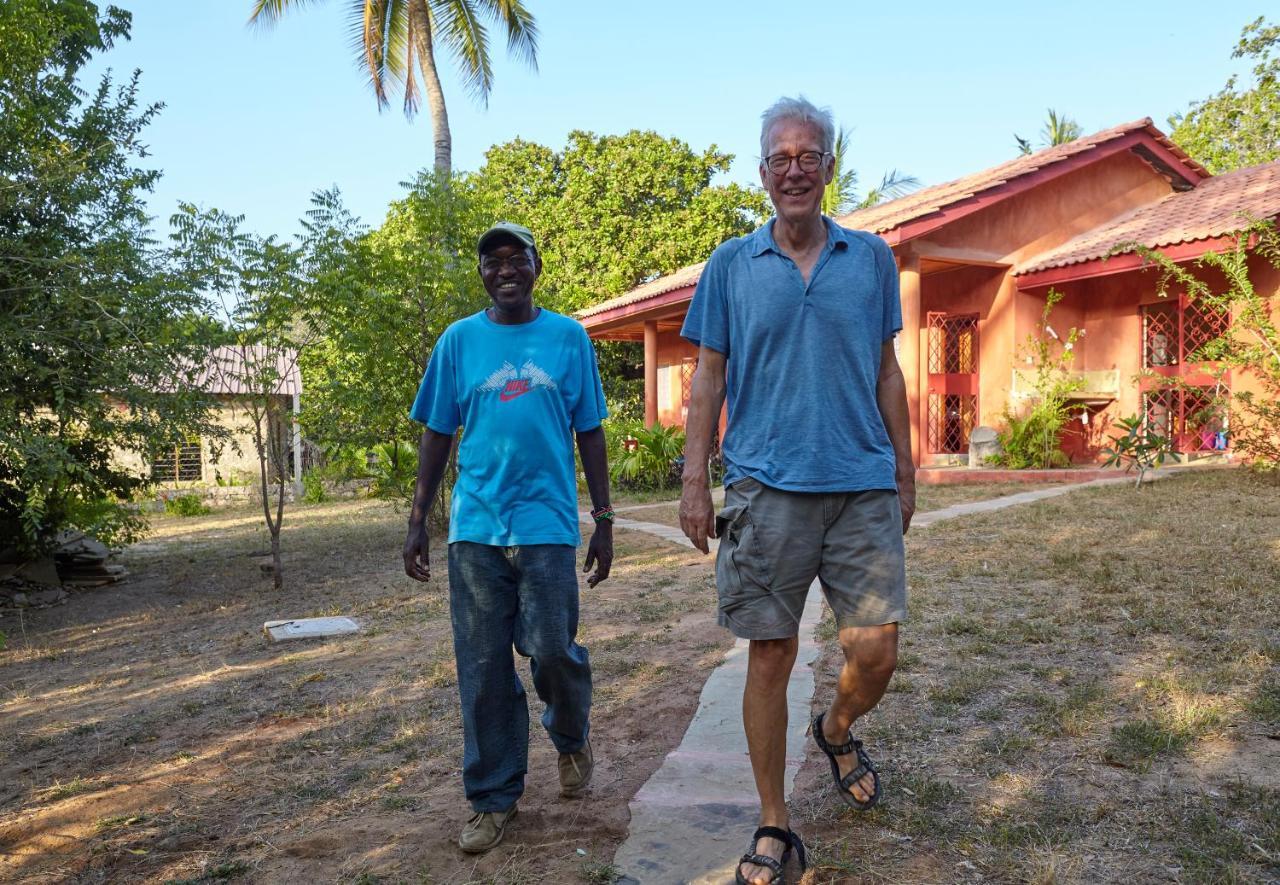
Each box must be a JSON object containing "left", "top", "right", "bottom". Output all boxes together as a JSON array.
[{"left": 499, "top": 388, "right": 531, "bottom": 402}]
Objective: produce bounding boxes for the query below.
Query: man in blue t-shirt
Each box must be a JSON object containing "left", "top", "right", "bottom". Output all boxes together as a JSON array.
[
  {"left": 403, "top": 222, "right": 614, "bottom": 854},
  {"left": 679, "top": 98, "right": 916, "bottom": 885}
]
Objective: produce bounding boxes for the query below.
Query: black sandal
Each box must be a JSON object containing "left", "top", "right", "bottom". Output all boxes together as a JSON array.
[
  {"left": 734, "top": 825, "right": 807, "bottom": 885},
  {"left": 812, "top": 711, "right": 881, "bottom": 811}
]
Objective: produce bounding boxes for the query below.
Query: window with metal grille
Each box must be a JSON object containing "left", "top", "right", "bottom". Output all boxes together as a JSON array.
[
  {"left": 926, "top": 314, "right": 979, "bottom": 454},
  {"left": 152, "top": 438, "right": 202, "bottom": 483},
  {"left": 1142, "top": 297, "right": 1230, "bottom": 369},
  {"left": 1143, "top": 387, "right": 1227, "bottom": 454}
]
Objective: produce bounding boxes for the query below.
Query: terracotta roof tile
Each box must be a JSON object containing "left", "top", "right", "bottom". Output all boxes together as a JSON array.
[
  {"left": 1017, "top": 161, "right": 1280, "bottom": 275},
  {"left": 834, "top": 118, "right": 1203, "bottom": 233},
  {"left": 577, "top": 261, "right": 706, "bottom": 319},
  {"left": 579, "top": 119, "right": 1207, "bottom": 321}
]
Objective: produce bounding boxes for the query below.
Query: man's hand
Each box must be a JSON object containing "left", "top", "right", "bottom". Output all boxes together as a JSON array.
[
  {"left": 897, "top": 474, "right": 916, "bottom": 535},
  {"left": 403, "top": 522, "right": 431, "bottom": 582},
  {"left": 680, "top": 482, "right": 717, "bottom": 554},
  {"left": 583, "top": 522, "right": 613, "bottom": 587}
]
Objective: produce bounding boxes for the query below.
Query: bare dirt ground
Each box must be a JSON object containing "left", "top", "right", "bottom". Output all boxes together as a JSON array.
[
  {"left": 791, "top": 469, "right": 1279, "bottom": 884},
  {"left": 0, "top": 498, "right": 728, "bottom": 884}
]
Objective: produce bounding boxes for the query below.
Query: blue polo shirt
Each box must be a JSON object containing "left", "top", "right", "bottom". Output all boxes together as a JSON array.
[
  {"left": 681, "top": 217, "right": 902, "bottom": 492},
  {"left": 410, "top": 309, "right": 608, "bottom": 546}
]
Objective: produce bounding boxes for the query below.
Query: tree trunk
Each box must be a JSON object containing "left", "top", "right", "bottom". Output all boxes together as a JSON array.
[{"left": 408, "top": 1, "right": 451, "bottom": 176}]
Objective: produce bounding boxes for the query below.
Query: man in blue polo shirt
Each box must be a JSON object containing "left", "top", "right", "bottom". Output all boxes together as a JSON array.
[
  {"left": 403, "top": 222, "right": 614, "bottom": 854},
  {"left": 680, "top": 97, "right": 915, "bottom": 885}
]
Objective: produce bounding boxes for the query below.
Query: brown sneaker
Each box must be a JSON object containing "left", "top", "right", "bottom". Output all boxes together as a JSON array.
[
  {"left": 458, "top": 805, "right": 517, "bottom": 853},
  {"left": 558, "top": 737, "right": 593, "bottom": 798}
]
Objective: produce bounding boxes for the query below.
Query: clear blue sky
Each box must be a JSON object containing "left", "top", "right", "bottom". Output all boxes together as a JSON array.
[{"left": 85, "top": 1, "right": 1260, "bottom": 241}]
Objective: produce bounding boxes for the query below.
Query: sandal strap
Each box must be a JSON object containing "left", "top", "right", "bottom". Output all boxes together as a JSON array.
[
  {"left": 751, "top": 825, "right": 792, "bottom": 845},
  {"left": 812, "top": 713, "right": 859, "bottom": 756},
  {"left": 839, "top": 763, "right": 873, "bottom": 790},
  {"left": 738, "top": 852, "right": 783, "bottom": 877}
]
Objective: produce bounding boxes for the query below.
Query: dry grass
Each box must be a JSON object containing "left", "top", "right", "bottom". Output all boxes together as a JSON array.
[
  {"left": 795, "top": 468, "right": 1280, "bottom": 884},
  {"left": 0, "top": 497, "right": 730, "bottom": 884}
]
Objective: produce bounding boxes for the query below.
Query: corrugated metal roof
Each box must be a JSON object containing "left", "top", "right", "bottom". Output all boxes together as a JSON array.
[
  {"left": 1017, "top": 161, "right": 1280, "bottom": 274},
  {"left": 193, "top": 345, "right": 302, "bottom": 397}
]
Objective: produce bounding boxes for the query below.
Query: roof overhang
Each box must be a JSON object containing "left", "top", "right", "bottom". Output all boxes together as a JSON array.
[
  {"left": 879, "top": 132, "right": 1204, "bottom": 248},
  {"left": 580, "top": 283, "right": 697, "bottom": 339},
  {"left": 1015, "top": 235, "right": 1242, "bottom": 289}
]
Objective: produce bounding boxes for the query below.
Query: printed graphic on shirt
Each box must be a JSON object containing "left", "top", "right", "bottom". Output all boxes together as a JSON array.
[{"left": 477, "top": 359, "right": 558, "bottom": 402}]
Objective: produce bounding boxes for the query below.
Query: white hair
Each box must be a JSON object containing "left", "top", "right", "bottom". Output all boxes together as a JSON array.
[{"left": 759, "top": 96, "right": 836, "bottom": 156}]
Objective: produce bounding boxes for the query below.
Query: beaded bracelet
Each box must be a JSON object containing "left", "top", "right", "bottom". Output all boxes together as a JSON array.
[{"left": 590, "top": 504, "right": 615, "bottom": 523}]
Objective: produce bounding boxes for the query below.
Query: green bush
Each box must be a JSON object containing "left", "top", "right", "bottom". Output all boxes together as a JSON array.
[
  {"left": 991, "top": 401, "right": 1073, "bottom": 469},
  {"left": 164, "top": 494, "right": 210, "bottom": 517},
  {"left": 610, "top": 422, "right": 685, "bottom": 490},
  {"left": 367, "top": 440, "right": 417, "bottom": 502},
  {"left": 301, "top": 470, "right": 329, "bottom": 504}
]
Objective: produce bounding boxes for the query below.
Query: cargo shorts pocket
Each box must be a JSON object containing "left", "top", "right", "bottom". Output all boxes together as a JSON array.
[{"left": 714, "top": 500, "right": 776, "bottom": 628}]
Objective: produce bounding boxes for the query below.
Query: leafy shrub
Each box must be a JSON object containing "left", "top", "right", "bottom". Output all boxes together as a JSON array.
[
  {"left": 992, "top": 401, "right": 1073, "bottom": 469},
  {"left": 610, "top": 423, "right": 685, "bottom": 490},
  {"left": 989, "top": 289, "right": 1081, "bottom": 469},
  {"left": 164, "top": 494, "right": 210, "bottom": 517},
  {"left": 301, "top": 470, "right": 329, "bottom": 504},
  {"left": 1101, "top": 415, "right": 1171, "bottom": 488},
  {"left": 367, "top": 440, "right": 418, "bottom": 501}
]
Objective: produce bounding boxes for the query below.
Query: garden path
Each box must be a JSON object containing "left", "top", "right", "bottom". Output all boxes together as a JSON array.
[{"left": 593, "top": 470, "right": 1169, "bottom": 884}]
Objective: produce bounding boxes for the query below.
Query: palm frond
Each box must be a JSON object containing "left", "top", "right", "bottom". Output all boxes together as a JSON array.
[
  {"left": 483, "top": 0, "right": 539, "bottom": 70},
  {"left": 1014, "top": 133, "right": 1033, "bottom": 155},
  {"left": 822, "top": 125, "right": 859, "bottom": 215},
  {"left": 858, "top": 169, "right": 921, "bottom": 209},
  {"left": 247, "top": 0, "right": 327, "bottom": 29},
  {"left": 1042, "top": 108, "right": 1082, "bottom": 146},
  {"left": 432, "top": 0, "right": 494, "bottom": 105}
]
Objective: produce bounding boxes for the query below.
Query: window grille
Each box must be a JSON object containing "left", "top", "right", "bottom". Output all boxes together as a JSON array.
[{"left": 152, "top": 438, "right": 202, "bottom": 483}]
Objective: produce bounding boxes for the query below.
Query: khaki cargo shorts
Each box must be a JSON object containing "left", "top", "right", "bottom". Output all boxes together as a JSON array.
[{"left": 714, "top": 477, "right": 907, "bottom": 640}]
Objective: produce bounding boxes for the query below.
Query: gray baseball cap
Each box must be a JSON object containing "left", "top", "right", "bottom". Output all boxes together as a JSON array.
[{"left": 477, "top": 221, "right": 535, "bottom": 255}]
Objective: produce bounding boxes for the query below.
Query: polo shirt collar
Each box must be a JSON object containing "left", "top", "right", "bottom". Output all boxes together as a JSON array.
[{"left": 749, "top": 216, "right": 850, "bottom": 257}]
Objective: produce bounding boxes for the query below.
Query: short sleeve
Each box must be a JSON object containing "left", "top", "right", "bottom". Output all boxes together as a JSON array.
[
  {"left": 570, "top": 326, "right": 608, "bottom": 432},
  {"left": 877, "top": 237, "right": 903, "bottom": 341},
  {"left": 680, "top": 245, "right": 731, "bottom": 356},
  {"left": 409, "top": 327, "right": 461, "bottom": 434}
]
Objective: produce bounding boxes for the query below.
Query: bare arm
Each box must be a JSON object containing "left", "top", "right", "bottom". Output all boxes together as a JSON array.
[
  {"left": 575, "top": 426, "right": 613, "bottom": 587},
  {"left": 402, "top": 429, "right": 455, "bottom": 581},
  {"left": 679, "top": 346, "right": 728, "bottom": 553},
  {"left": 877, "top": 339, "right": 916, "bottom": 533}
]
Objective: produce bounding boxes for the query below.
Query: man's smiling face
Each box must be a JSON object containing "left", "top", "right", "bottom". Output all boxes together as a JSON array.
[
  {"left": 759, "top": 118, "right": 834, "bottom": 226},
  {"left": 478, "top": 240, "right": 541, "bottom": 318}
]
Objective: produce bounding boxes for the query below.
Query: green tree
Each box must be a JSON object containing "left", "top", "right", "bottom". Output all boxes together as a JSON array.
[
  {"left": 249, "top": 0, "right": 539, "bottom": 174},
  {"left": 821, "top": 126, "right": 919, "bottom": 215},
  {"left": 1169, "top": 16, "right": 1279, "bottom": 173},
  {"left": 168, "top": 205, "right": 309, "bottom": 588},
  {"left": 299, "top": 176, "right": 491, "bottom": 453},
  {"left": 1015, "top": 108, "right": 1083, "bottom": 155},
  {"left": 475, "top": 130, "right": 769, "bottom": 416},
  {"left": 0, "top": 0, "right": 219, "bottom": 556}
]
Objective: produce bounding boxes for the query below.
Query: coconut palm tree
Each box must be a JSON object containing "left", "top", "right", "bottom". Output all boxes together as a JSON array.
[
  {"left": 249, "top": 0, "right": 539, "bottom": 175},
  {"left": 1015, "top": 108, "right": 1082, "bottom": 155},
  {"left": 822, "top": 125, "right": 921, "bottom": 214}
]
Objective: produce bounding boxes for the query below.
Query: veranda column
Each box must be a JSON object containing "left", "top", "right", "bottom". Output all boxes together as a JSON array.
[
  {"left": 644, "top": 320, "right": 659, "bottom": 428},
  {"left": 898, "top": 252, "right": 923, "bottom": 465}
]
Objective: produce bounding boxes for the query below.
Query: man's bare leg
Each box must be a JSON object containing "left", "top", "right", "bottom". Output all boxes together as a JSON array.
[
  {"left": 739, "top": 636, "right": 799, "bottom": 885},
  {"left": 821, "top": 621, "right": 898, "bottom": 804}
]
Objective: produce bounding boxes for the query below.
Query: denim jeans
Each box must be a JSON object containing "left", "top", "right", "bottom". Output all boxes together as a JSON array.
[{"left": 447, "top": 541, "right": 592, "bottom": 812}]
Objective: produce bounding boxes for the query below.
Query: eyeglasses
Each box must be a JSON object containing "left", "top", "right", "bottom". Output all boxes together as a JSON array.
[
  {"left": 762, "top": 151, "right": 830, "bottom": 176},
  {"left": 479, "top": 254, "right": 534, "bottom": 273}
]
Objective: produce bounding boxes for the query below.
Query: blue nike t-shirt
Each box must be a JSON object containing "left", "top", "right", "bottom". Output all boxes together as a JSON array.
[{"left": 409, "top": 309, "right": 608, "bottom": 546}]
